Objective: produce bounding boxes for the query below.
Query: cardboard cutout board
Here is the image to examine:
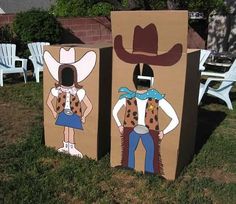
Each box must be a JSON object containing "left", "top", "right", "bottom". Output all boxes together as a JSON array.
[
  {"left": 44, "top": 44, "right": 112, "bottom": 160},
  {"left": 110, "top": 11, "right": 200, "bottom": 180}
]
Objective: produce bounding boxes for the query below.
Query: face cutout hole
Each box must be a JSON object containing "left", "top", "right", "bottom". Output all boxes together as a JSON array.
[
  {"left": 61, "top": 66, "right": 75, "bottom": 87},
  {"left": 133, "top": 63, "right": 154, "bottom": 90},
  {"left": 137, "top": 79, "right": 151, "bottom": 90}
]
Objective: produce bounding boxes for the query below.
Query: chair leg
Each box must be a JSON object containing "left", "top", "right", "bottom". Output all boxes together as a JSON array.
[
  {"left": 23, "top": 69, "right": 27, "bottom": 83},
  {"left": 222, "top": 87, "right": 233, "bottom": 110},
  {"left": 35, "top": 67, "right": 40, "bottom": 83},
  {"left": 208, "top": 86, "right": 233, "bottom": 110},
  {"left": 223, "top": 94, "right": 233, "bottom": 110},
  {"left": 0, "top": 70, "right": 3, "bottom": 87},
  {"left": 36, "top": 71, "right": 40, "bottom": 83},
  {"left": 198, "top": 83, "right": 207, "bottom": 105},
  {"left": 198, "top": 91, "right": 203, "bottom": 105}
]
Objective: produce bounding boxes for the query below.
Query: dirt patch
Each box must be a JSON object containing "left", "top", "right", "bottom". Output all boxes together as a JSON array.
[
  {"left": 59, "top": 192, "right": 85, "bottom": 204},
  {"left": 198, "top": 168, "right": 236, "bottom": 184},
  {"left": 37, "top": 157, "right": 61, "bottom": 170},
  {"left": 195, "top": 168, "right": 236, "bottom": 184},
  {"left": 210, "top": 169, "right": 236, "bottom": 184},
  {"left": 0, "top": 102, "right": 39, "bottom": 147},
  {"left": 99, "top": 171, "right": 157, "bottom": 203}
]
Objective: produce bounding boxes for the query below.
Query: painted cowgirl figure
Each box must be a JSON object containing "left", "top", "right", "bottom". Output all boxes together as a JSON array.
[{"left": 44, "top": 48, "right": 96, "bottom": 157}]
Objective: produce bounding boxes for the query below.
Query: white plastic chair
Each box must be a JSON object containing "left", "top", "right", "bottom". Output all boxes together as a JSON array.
[
  {"left": 198, "top": 59, "right": 236, "bottom": 109},
  {"left": 199, "top": 49, "right": 211, "bottom": 71},
  {"left": 28, "top": 42, "right": 50, "bottom": 82},
  {"left": 0, "top": 43, "right": 27, "bottom": 87}
]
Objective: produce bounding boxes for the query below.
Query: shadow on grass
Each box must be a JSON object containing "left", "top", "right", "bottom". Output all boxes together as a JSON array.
[
  {"left": 230, "top": 91, "right": 236, "bottom": 101},
  {"left": 195, "top": 106, "right": 226, "bottom": 154},
  {"left": 200, "top": 90, "right": 236, "bottom": 107},
  {"left": 2, "top": 72, "right": 38, "bottom": 86},
  {"left": 41, "top": 127, "right": 45, "bottom": 145}
]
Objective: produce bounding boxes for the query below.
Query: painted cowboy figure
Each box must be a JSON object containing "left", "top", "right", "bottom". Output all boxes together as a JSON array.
[
  {"left": 44, "top": 48, "right": 96, "bottom": 157},
  {"left": 113, "top": 23, "right": 181, "bottom": 174},
  {"left": 113, "top": 64, "right": 179, "bottom": 173}
]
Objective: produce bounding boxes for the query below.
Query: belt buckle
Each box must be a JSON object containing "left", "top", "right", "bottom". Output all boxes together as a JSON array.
[
  {"left": 64, "top": 109, "right": 73, "bottom": 116},
  {"left": 134, "top": 125, "right": 149, "bottom": 134}
]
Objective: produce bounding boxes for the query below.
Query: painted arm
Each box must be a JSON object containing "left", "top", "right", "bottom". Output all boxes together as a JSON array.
[
  {"left": 47, "top": 92, "right": 57, "bottom": 119},
  {"left": 159, "top": 98, "right": 179, "bottom": 138},
  {"left": 81, "top": 95, "right": 92, "bottom": 123},
  {"left": 112, "top": 98, "right": 126, "bottom": 134}
]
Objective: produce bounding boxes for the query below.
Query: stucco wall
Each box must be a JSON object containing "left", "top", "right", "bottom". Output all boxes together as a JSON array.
[{"left": 207, "top": 0, "right": 236, "bottom": 53}]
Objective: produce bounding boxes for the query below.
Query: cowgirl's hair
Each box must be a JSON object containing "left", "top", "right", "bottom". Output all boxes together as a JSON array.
[{"left": 55, "top": 64, "right": 83, "bottom": 89}]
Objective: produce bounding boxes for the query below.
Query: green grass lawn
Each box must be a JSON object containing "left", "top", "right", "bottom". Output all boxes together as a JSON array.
[{"left": 0, "top": 81, "right": 236, "bottom": 203}]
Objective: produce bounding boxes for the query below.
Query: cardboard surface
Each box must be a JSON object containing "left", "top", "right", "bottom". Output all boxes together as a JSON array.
[
  {"left": 110, "top": 11, "right": 200, "bottom": 180},
  {"left": 43, "top": 44, "right": 112, "bottom": 160},
  {"left": 176, "top": 49, "right": 200, "bottom": 176},
  {"left": 111, "top": 11, "right": 188, "bottom": 53}
]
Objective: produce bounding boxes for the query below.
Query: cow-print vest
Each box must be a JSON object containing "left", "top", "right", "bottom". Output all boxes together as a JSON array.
[
  {"left": 56, "top": 92, "right": 82, "bottom": 117},
  {"left": 123, "top": 98, "right": 159, "bottom": 131}
]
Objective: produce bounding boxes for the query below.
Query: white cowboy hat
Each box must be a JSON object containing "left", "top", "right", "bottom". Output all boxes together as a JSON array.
[{"left": 44, "top": 47, "right": 96, "bottom": 82}]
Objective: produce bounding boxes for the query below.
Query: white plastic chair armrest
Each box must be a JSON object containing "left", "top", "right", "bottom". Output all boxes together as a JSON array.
[
  {"left": 199, "top": 66, "right": 206, "bottom": 71},
  {"left": 204, "top": 77, "right": 235, "bottom": 87},
  {"left": 198, "top": 77, "right": 235, "bottom": 105},
  {"left": 14, "top": 57, "right": 27, "bottom": 70},
  {"left": 201, "top": 71, "right": 225, "bottom": 78}
]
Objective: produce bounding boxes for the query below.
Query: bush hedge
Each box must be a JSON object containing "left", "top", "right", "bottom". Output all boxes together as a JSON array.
[
  {"left": 0, "top": 24, "right": 15, "bottom": 43},
  {"left": 51, "top": 0, "right": 114, "bottom": 17},
  {"left": 12, "top": 9, "right": 63, "bottom": 57},
  {"left": 13, "top": 9, "right": 63, "bottom": 44},
  {"left": 88, "top": 2, "right": 114, "bottom": 17}
]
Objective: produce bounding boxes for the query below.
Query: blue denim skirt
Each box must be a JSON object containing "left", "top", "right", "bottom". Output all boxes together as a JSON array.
[{"left": 55, "top": 112, "right": 83, "bottom": 130}]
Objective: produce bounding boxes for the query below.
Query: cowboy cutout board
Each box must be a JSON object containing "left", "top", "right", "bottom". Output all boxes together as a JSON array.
[
  {"left": 43, "top": 44, "right": 112, "bottom": 160},
  {"left": 110, "top": 11, "right": 200, "bottom": 180}
]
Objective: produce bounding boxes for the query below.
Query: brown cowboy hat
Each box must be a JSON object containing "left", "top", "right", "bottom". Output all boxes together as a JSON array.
[{"left": 114, "top": 23, "right": 183, "bottom": 66}]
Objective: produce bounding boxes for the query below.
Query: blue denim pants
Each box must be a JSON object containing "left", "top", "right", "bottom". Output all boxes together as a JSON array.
[{"left": 128, "top": 130, "right": 154, "bottom": 173}]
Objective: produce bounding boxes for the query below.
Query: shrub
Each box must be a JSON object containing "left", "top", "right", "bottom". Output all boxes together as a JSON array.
[
  {"left": 12, "top": 9, "right": 63, "bottom": 57},
  {"left": 187, "top": 0, "right": 226, "bottom": 15},
  {"left": 0, "top": 24, "right": 15, "bottom": 43},
  {"left": 50, "top": 0, "right": 90, "bottom": 17},
  {"left": 50, "top": 0, "right": 114, "bottom": 17},
  {"left": 88, "top": 2, "right": 114, "bottom": 17},
  {"left": 149, "top": 0, "right": 167, "bottom": 10},
  {"left": 13, "top": 9, "right": 63, "bottom": 44}
]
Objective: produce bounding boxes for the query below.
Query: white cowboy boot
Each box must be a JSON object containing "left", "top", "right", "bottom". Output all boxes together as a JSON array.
[
  {"left": 57, "top": 141, "right": 69, "bottom": 153},
  {"left": 68, "top": 143, "right": 83, "bottom": 158}
]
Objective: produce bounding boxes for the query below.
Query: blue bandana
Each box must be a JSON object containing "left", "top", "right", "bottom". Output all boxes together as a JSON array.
[{"left": 119, "top": 87, "right": 165, "bottom": 100}]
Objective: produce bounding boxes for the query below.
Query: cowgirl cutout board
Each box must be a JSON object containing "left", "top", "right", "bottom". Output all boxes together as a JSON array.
[
  {"left": 44, "top": 48, "right": 96, "bottom": 158},
  {"left": 112, "top": 23, "right": 181, "bottom": 174}
]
